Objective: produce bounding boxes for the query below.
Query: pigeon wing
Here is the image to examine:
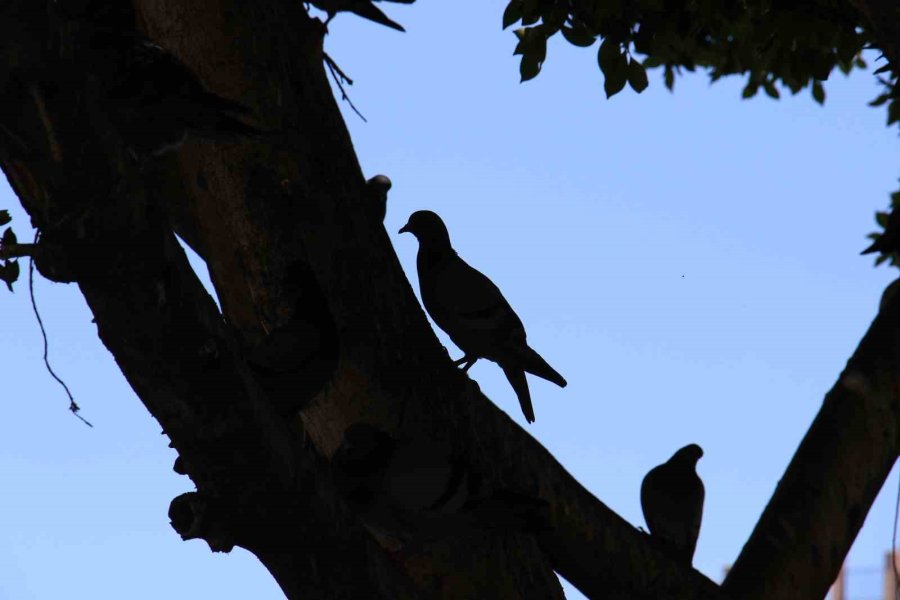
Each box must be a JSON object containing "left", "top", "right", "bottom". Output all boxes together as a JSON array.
[{"left": 431, "top": 257, "right": 523, "bottom": 339}]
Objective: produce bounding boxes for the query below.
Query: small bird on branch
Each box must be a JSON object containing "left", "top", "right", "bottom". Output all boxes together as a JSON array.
[
  {"left": 641, "top": 444, "right": 705, "bottom": 566},
  {"left": 399, "top": 210, "right": 567, "bottom": 423}
]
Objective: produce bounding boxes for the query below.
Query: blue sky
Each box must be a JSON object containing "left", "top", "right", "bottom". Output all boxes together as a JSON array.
[{"left": 1, "top": 2, "right": 898, "bottom": 599}]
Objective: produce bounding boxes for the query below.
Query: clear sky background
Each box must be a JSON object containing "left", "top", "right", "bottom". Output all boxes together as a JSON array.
[{"left": 1, "top": 2, "right": 898, "bottom": 599}]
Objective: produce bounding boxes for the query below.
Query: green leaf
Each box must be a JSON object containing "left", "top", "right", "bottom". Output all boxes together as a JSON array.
[
  {"left": 1, "top": 227, "right": 16, "bottom": 247},
  {"left": 516, "top": 27, "right": 547, "bottom": 82},
  {"left": 876, "top": 211, "right": 889, "bottom": 227},
  {"left": 540, "top": 5, "right": 566, "bottom": 32},
  {"left": 0, "top": 210, "right": 10, "bottom": 226},
  {"left": 888, "top": 100, "right": 900, "bottom": 126},
  {"left": 598, "top": 39, "right": 628, "bottom": 98},
  {"left": 742, "top": 81, "right": 759, "bottom": 99},
  {"left": 561, "top": 25, "right": 595, "bottom": 47},
  {"left": 0, "top": 259, "right": 19, "bottom": 292},
  {"left": 664, "top": 65, "right": 674, "bottom": 91},
  {"left": 873, "top": 63, "right": 893, "bottom": 75},
  {"left": 520, "top": 53, "right": 542, "bottom": 82},
  {"left": 627, "top": 59, "right": 649, "bottom": 93},
  {"left": 869, "top": 92, "right": 890, "bottom": 107},
  {"left": 763, "top": 80, "right": 780, "bottom": 99},
  {"left": 502, "top": 0, "right": 523, "bottom": 29},
  {"left": 643, "top": 56, "right": 663, "bottom": 69},
  {"left": 811, "top": 81, "right": 825, "bottom": 105}
]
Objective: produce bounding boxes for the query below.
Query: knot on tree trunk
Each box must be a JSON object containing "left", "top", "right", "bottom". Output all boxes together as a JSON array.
[{"left": 169, "top": 491, "right": 236, "bottom": 553}]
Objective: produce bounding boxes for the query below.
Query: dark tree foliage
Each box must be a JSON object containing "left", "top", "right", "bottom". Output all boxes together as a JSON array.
[{"left": 506, "top": 0, "right": 869, "bottom": 100}]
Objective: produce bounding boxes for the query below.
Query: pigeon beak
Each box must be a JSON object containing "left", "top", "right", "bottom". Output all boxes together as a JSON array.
[{"left": 398, "top": 223, "right": 410, "bottom": 234}]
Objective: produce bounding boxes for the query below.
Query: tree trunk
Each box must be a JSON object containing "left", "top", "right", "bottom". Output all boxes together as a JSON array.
[
  {"left": 723, "top": 281, "right": 900, "bottom": 600},
  {"left": 3, "top": 1, "right": 896, "bottom": 600}
]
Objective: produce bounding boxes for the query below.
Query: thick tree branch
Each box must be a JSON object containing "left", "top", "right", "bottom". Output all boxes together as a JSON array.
[
  {"left": 723, "top": 281, "right": 900, "bottom": 600},
  {"left": 3, "top": 0, "right": 732, "bottom": 598},
  {"left": 129, "top": 1, "right": 728, "bottom": 598}
]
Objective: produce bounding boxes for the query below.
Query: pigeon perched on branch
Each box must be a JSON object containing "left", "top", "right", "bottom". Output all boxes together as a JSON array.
[
  {"left": 640, "top": 444, "right": 705, "bottom": 566},
  {"left": 308, "top": 0, "right": 414, "bottom": 32},
  {"left": 331, "top": 423, "right": 549, "bottom": 550},
  {"left": 399, "top": 210, "right": 566, "bottom": 424}
]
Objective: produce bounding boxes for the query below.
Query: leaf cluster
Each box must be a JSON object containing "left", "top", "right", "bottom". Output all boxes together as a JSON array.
[
  {"left": 0, "top": 210, "right": 19, "bottom": 292},
  {"left": 865, "top": 184, "right": 900, "bottom": 267},
  {"left": 504, "top": 0, "right": 870, "bottom": 101}
]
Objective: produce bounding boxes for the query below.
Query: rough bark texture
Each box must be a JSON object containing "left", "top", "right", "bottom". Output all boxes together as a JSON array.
[
  {"left": 723, "top": 281, "right": 900, "bottom": 600},
  {"left": 1, "top": 1, "right": 897, "bottom": 599},
  {"left": 0, "top": 1, "right": 726, "bottom": 598}
]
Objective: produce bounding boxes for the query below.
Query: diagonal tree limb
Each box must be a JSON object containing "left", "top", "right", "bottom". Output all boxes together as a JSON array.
[
  {"left": 131, "top": 1, "right": 728, "bottom": 598},
  {"left": 723, "top": 281, "right": 900, "bottom": 600}
]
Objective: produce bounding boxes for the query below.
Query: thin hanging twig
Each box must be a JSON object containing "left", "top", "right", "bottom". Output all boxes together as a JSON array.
[{"left": 29, "top": 231, "right": 92, "bottom": 427}]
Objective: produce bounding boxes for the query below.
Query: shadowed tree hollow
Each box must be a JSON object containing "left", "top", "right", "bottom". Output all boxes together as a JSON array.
[{"left": 0, "top": 0, "right": 898, "bottom": 599}]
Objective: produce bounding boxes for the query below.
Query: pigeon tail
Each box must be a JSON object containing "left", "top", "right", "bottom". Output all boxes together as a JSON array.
[
  {"left": 520, "top": 346, "right": 567, "bottom": 388},
  {"left": 502, "top": 366, "right": 535, "bottom": 423},
  {"left": 351, "top": 4, "right": 405, "bottom": 31}
]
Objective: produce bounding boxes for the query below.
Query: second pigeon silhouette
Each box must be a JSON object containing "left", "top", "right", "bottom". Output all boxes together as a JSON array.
[
  {"left": 641, "top": 444, "right": 705, "bottom": 566},
  {"left": 399, "top": 210, "right": 566, "bottom": 423}
]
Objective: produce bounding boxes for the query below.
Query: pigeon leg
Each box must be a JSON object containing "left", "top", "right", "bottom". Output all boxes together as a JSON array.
[{"left": 452, "top": 355, "right": 478, "bottom": 372}]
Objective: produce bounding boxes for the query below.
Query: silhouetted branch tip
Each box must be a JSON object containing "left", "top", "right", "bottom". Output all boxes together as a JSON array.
[
  {"left": 28, "top": 233, "right": 92, "bottom": 428},
  {"left": 323, "top": 52, "right": 367, "bottom": 123}
]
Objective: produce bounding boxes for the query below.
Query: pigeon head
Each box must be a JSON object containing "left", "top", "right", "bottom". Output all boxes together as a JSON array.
[
  {"left": 398, "top": 210, "right": 451, "bottom": 248},
  {"left": 669, "top": 443, "right": 704, "bottom": 468}
]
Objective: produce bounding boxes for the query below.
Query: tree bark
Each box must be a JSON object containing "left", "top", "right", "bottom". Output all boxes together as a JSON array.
[
  {"left": 9, "top": 1, "right": 895, "bottom": 600},
  {"left": 723, "top": 281, "right": 900, "bottom": 600}
]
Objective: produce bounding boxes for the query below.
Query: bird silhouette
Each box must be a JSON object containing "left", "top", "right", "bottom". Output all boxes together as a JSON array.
[
  {"left": 640, "top": 444, "right": 705, "bottom": 566},
  {"left": 399, "top": 210, "right": 566, "bottom": 423},
  {"left": 308, "top": 0, "right": 414, "bottom": 32}
]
